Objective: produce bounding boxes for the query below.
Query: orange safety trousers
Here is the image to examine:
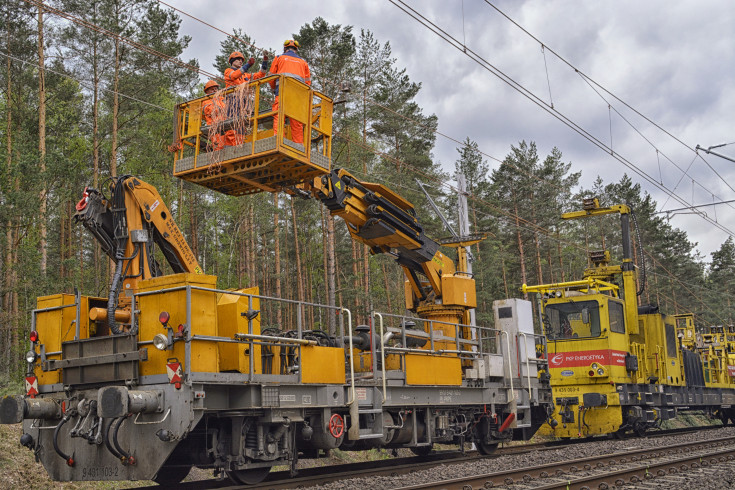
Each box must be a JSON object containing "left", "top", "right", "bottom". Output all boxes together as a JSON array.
[
  {"left": 202, "top": 99, "right": 226, "bottom": 151},
  {"left": 272, "top": 95, "right": 304, "bottom": 145}
]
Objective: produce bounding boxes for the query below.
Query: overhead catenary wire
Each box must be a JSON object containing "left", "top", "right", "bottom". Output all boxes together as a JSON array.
[
  {"left": 156, "top": 0, "right": 268, "bottom": 58},
  {"left": 484, "top": 0, "right": 735, "bottom": 214},
  {"left": 22, "top": 0, "right": 221, "bottom": 82},
  {"left": 1, "top": 51, "right": 168, "bottom": 111},
  {"left": 387, "top": 0, "right": 735, "bottom": 240},
  {"left": 577, "top": 75, "right": 735, "bottom": 211}
]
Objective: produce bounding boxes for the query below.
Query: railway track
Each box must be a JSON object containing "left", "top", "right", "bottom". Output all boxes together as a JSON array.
[
  {"left": 395, "top": 434, "right": 735, "bottom": 489},
  {"left": 130, "top": 424, "right": 726, "bottom": 489}
]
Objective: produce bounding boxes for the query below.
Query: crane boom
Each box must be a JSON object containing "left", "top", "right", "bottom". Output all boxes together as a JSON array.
[
  {"left": 305, "top": 168, "right": 478, "bottom": 330},
  {"left": 74, "top": 175, "right": 202, "bottom": 333}
]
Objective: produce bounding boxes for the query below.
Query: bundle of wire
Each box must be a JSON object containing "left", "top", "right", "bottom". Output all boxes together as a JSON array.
[{"left": 206, "top": 83, "right": 255, "bottom": 172}]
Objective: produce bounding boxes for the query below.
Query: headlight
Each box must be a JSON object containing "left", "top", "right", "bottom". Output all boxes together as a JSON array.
[
  {"left": 591, "top": 363, "right": 598, "bottom": 370},
  {"left": 25, "top": 350, "right": 37, "bottom": 364},
  {"left": 153, "top": 333, "right": 170, "bottom": 351},
  {"left": 597, "top": 368, "right": 605, "bottom": 376}
]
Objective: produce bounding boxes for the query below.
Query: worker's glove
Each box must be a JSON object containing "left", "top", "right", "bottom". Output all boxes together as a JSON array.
[
  {"left": 261, "top": 54, "right": 270, "bottom": 71},
  {"left": 242, "top": 57, "right": 255, "bottom": 72}
]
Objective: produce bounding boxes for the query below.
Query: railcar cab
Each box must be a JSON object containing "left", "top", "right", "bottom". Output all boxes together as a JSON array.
[{"left": 528, "top": 281, "right": 629, "bottom": 385}]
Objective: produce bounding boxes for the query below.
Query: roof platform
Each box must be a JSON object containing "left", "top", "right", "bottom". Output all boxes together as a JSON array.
[{"left": 172, "top": 75, "right": 333, "bottom": 196}]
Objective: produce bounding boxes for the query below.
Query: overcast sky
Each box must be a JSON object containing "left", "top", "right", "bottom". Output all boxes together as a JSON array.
[{"left": 174, "top": 0, "right": 735, "bottom": 263}]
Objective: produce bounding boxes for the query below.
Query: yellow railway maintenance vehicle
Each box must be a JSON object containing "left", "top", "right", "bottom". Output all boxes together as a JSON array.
[
  {"left": 524, "top": 198, "right": 735, "bottom": 439},
  {"left": 1, "top": 74, "right": 552, "bottom": 485}
]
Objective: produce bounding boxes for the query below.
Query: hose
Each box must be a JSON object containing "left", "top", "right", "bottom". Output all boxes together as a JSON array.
[
  {"left": 104, "top": 417, "right": 123, "bottom": 459},
  {"left": 107, "top": 259, "right": 125, "bottom": 335},
  {"left": 107, "top": 176, "right": 129, "bottom": 335},
  {"left": 578, "top": 407, "right": 582, "bottom": 436},
  {"left": 53, "top": 414, "right": 74, "bottom": 466},
  {"left": 112, "top": 414, "right": 134, "bottom": 465}
]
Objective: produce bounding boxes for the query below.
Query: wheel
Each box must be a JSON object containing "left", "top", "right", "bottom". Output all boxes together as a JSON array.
[
  {"left": 410, "top": 444, "right": 433, "bottom": 457},
  {"left": 227, "top": 466, "right": 272, "bottom": 485},
  {"left": 475, "top": 417, "right": 499, "bottom": 456},
  {"left": 476, "top": 439, "right": 499, "bottom": 455},
  {"left": 153, "top": 464, "right": 191, "bottom": 485},
  {"left": 612, "top": 428, "right": 626, "bottom": 440}
]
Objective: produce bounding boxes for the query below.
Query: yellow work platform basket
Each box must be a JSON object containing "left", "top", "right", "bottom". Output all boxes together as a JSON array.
[{"left": 172, "top": 75, "right": 333, "bottom": 195}]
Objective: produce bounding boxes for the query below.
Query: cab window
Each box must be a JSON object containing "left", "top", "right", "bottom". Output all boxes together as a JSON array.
[
  {"left": 609, "top": 300, "right": 625, "bottom": 333},
  {"left": 665, "top": 324, "right": 677, "bottom": 357},
  {"left": 545, "top": 300, "right": 601, "bottom": 340}
]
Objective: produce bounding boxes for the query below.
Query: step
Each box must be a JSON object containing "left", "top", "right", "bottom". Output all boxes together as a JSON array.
[
  {"left": 358, "top": 408, "right": 383, "bottom": 414},
  {"left": 358, "top": 432, "right": 385, "bottom": 440}
]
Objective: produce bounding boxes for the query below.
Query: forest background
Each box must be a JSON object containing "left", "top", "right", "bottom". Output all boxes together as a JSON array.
[{"left": 1, "top": 0, "right": 734, "bottom": 380}]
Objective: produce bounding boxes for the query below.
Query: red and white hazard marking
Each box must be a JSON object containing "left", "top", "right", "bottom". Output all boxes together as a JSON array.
[
  {"left": 166, "top": 361, "right": 183, "bottom": 388},
  {"left": 25, "top": 376, "right": 38, "bottom": 398}
]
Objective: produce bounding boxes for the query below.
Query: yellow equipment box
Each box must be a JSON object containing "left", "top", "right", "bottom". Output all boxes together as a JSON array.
[
  {"left": 137, "top": 273, "right": 219, "bottom": 376},
  {"left": 217, "top": 287, "right": 261, "bottom": 374},
  {"left": 405, "top": 354, "right": 462, "bottom": 386},
  {"left": 301, "top": 345, "right": 346, "bottom": 384}
]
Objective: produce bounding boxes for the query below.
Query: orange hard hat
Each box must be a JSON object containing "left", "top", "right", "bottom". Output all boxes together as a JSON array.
[
  {"left": 283, "top": 39, "right": 300, "bottom": 50},
  {"left": 228, "top": 51, "right": 245, "bottom": 64},
  {"left": 204, "top": 80, "right": 219, "bottom": 92}
]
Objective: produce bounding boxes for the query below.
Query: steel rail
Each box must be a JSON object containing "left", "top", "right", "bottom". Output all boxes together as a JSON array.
[
  {"left": 131, "top": 425, "right": 728, "bottom": 489},
  {"left": 393, "top": 435, "right": 735, "bottom": 489}
]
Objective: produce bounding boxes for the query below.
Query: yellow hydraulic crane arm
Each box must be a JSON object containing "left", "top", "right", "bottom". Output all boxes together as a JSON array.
[
  {"left": 304, "top": 168, "right": 461, "bottom": 312},
  {"left": 74, "top": 175, "right": 202, "bottom": 333}
]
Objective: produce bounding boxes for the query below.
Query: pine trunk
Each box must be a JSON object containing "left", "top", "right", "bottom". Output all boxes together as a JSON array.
[
  {"left": 328, "top": 214, "right": 337, "bottom": 335},
  {"left": 290, "top": 198, "right": 305, "bottom": 327},
  {"left": 273, "top": 195, "right": 281, "bottom": 326},
  {"left": 557, "top": 227, "right": 565, "bottom": 282},
  {"left": 38, "top": 5, "right": 47, "bottom": 275},
  {"left": 5, "top": 35, "right": 19, "bottom": 371},
  {"left": 110, "top": 37, "right": 120, "bottom": 177},
  {"left": 92, "top": 38, "right": 101, "bottom": 291},
  {"left": 513, "top": 199, "right": 528, "bottom": 298},
  {"left": 381, "top": 262, "right": 392, "bottom": 313}
]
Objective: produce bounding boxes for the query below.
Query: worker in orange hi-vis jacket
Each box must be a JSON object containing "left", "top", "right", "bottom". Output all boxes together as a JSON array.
[
  {"left": 201, "top": 80, "right": 225, "bottom": 151},
  {"left": 224, "top": 51, "right": 269, "bottom": 88},
  {"left": 269, "top": 39, "right": 311, "bottom": 144},
  {"left": 222, "top": 51, "right": 269, "bottom": 146}
]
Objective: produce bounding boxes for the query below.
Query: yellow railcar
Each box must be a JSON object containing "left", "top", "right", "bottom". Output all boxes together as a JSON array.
[{"left": 529, "top": 199, "right": 735, "bottom": 438}]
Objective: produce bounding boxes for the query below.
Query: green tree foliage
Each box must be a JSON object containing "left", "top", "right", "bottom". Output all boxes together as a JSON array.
[{"left": 709, "top": 238, "right": 735, "bottom": 325}]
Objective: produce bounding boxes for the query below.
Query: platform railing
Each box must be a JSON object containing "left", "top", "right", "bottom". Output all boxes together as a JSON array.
[{"left": 172, "top": 75, "right": 333, "bottom": 194}]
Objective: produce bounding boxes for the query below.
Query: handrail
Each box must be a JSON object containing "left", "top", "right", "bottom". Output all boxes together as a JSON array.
[
  {"left": 374, "top": 312, "right": 387, "bottom": 403},
  {"left": 500, "top": 330, "right": 515, "bottom": 403},
  {"left": 344, "top": 308, "right": 360, "bottom": 441},
  {"left": 233, "top": 333, "right": 317, "bottom": 346},
  {"left": 518, "top": 332, "right": 533, "bottom": 400},
  {"left": 343, "top": 308, "right": 355, "bottom": 404}
]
